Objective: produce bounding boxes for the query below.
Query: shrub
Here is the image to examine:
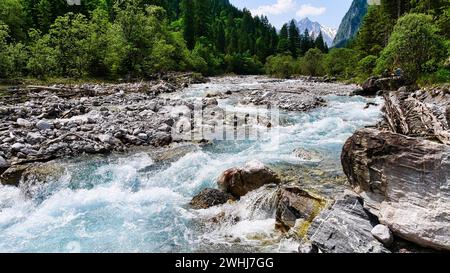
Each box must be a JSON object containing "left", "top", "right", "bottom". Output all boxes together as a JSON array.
[
  {"left": 298, "top": 48, "right": 325, "bottom": 76},
  {"left": 265, "top": 54, "right": 296, "bottom": 78},
  {"left": 356, "top": 55, "right": 378, "bottom": 80}
]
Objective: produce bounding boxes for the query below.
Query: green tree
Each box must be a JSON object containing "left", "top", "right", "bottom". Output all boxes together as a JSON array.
[
  {"left": 36, "top": 0, "right": 54, "bottom": 33},
  {"left": 48, "top": 13, "right": 91, "bottom": 77},
  {"left": 181, "top": 0, "right": 195, "bottom": 49},
  {"left": 26, "top": 29, "right": 58, "bottom": 78},
  {"left": 314, "top": 32, "right": 328, "bottom": 53},
  {"left": 299, "top": 48, "right": 325, "bottom": 76},
  {"left": 215, "top": 20, "right": 226, "bottom": 53},
  {"left": 277, "top": 24, "right": 289, "bottom": 53},
  {"left": 300, "top": 29, "right": 313, "bottom": 55},
  {"left": 324, "top": 48, "right": 361, "bottom": 79},
  {"left": 356, "top": 55, "right": 378, "bottom": 81},
  {"left": 288, "top": 20, "right": 300, "bottom": 58},
  {"left": 0, "top": 23, "right": 11, "bottom": 78},
  {"left": 354, "top": 5, "right": 393, "bottom": 56},
  {"left": 375, "top": 13, "right": 446, "bottom": 81},
  {"left": 0, "top": 0, "right": 27, "bottom": 41},
  {"left": 265, "top": 54, "right": 295, "bottom": 78}
]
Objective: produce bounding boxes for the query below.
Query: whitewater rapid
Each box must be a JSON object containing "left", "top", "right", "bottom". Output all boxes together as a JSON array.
[{"left": 0, "top": 77, "right": 383, "bottom": 252}]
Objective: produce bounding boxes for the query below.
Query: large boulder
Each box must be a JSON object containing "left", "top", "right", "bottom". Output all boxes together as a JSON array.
[
  {"left": 307, "top": 192, "right": 390, "bottom": 253},
  {"left": 217, "top": 160, "right": 281, "bottom": 198},
  {"left": 342, "top": 128, "right": 450, "bottom": 250},
  {"left": 275, "top": 186, "right": 328, "bottom": 234},
  {"left": 356, "top": 76, "right": 407, "bottom": 96},
  {"left": 190, "top": 188, "right": 234, "bottom": 209}
]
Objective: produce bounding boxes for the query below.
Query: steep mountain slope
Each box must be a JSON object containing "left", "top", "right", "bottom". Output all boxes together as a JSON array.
[{"left": 333, "top": 0, "right": 368, "bottom": 47}]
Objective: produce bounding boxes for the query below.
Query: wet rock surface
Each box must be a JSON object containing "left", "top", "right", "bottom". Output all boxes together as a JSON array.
[
  {"left": 190, "top": 188, "right": 234, "bottom": 209},
  {"left": 275, "top": 186, "right": 327, "bottom": 233},
  {"left": 217, "top": 160, "right": 281, "bottom": 198}
]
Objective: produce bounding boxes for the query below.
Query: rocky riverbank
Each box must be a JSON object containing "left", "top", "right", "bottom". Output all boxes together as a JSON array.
[
  {"left": 0, "top": 74, "right": 208, "bottom": 184},
  {"left": 1, "top": 75, "right": 345, "bottom": 187},
  {"left": 340, "top": 86, "right": 450, "bottom": 251}
]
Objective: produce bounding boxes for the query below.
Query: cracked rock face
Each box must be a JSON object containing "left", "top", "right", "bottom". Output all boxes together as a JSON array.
[
  {"left": 342, "top": 128, "right": 450, "bottom": 250},
  {"left": 307, "top": 193, "right": 389, "bottom": 253}
]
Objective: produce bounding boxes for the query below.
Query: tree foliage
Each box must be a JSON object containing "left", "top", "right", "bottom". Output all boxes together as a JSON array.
[{"left": 375, "top": 13, "right": 445, "bottom": 80}]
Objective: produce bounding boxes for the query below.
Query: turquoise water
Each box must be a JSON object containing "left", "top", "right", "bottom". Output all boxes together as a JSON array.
[{"left": 0, "top": 79, "right": 383, "bottom": 253}]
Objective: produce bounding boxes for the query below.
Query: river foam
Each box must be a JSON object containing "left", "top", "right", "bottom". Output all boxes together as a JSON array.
[{"left": 0, "top": 77, "right": 383, "bottom": 252}]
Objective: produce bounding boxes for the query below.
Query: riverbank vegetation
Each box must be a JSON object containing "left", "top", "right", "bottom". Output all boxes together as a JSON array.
[
  {"left": 0, "top": 0, "right": 449, "bottom": 84},
  {"left": 271, "top": 0, "right": 450, "bottom": 84}
]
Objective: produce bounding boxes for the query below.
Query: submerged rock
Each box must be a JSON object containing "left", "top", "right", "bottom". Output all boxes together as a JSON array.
[
  {"left": 292, "top": 148, "right": 322, "bottom": 162},
  {"left": 307, "top": 193, "right": 389, "bottom": 253},
  {"left": 190, "top": 188, "right": 234, "bottom": 209},
  {"left": 217, "top": 160, "right": 281, "bottom": 198},
  {"left": 342, "top": 128, "right": 450, "bottom": 250},
  {"left": 275, "top": 186, "right": 327, "bottom": 234}
]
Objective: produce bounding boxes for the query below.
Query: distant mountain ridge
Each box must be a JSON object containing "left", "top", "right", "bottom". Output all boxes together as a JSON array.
[
  {"left": 333, "top": 0, "right": 368, "bottom": 47},
  {"left": 293, "top": 17, "right": 337, "bottom": 47}
]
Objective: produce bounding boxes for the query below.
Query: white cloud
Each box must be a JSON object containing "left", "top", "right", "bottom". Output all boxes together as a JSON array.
[
  {"left": 296, "top": 4, "right": 326, "bottom": 18},
  {"left": 251, "top": 0, "right": 296, "bottom": 16}
]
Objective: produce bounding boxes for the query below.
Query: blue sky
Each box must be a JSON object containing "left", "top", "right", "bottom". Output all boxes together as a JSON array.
[{"left": 229, "top": 0, "right": 354, "bottom": 29}]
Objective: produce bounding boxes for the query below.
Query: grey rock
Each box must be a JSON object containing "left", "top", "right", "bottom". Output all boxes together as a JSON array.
[
  {"left": 358, "top": 76, "right": 406, "bottom": 96},
  {"left": 217, "top": 160, "right": 281, "bottom": 198},
  {"left": 27, "top": 132, "right": 45, "bottom": 145},
  {"left": 97, "top": 134, "right": 121, "bottom": 146},
  {"left": 17, "top": 118, "right": 32, "bottom": 127},
  {"left": 371, "top": 224, "right": 394, "bottom": 247},
  {"left": 342, "top": 128, "right": 450, "bottom": 250},
  {"left": 190, "top": 188, "right": 234, "bottom": 209},
  {"left": 11, "top": 142, "right": 26, "bottom": 151},
  {"left": 298, "top": 242, "right": 319, "bottom": 254},
  {"left": 307, "top": 193, "right": 389, "bottom": 253},
  {"left": 36, "top": 120, "right": 53, "bottom": 131},
  {"left": 138, "top": 133, "right": 148, "bottom": 140},
  {"left": 0, "top": 156, "right": 9, "bottom": 170},
  {"left": 150, "top": 132, "right": 172, "bottom": 147}
]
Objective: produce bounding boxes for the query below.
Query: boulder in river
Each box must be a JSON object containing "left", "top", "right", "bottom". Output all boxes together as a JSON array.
[
  {"left": 342, "top": 128, "right": 450, "bottom": 250},
  {"left": 190, "top": 188, "right": 234, "bottom": 209},
  {"left": 275, "top": 186, "right": 327, "bottom": 234},
  {"left": 307, "top": 192, "right": 390, "bottom": 253},
  {"left": 217, "top": 160, "right": 281, "bottom": 198},
  {"left": 0, "top": 164, "right": 30, "bottom": 186}
]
